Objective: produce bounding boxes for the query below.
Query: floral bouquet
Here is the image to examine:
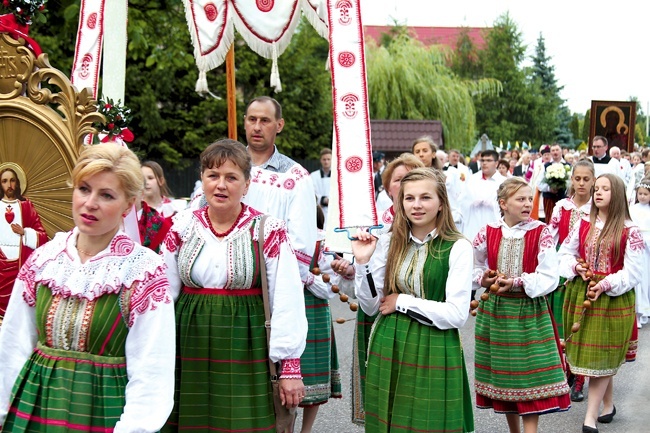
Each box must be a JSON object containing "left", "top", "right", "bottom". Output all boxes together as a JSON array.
[
  {"left": 93, "top": 98, "right": 134, "bottom": 144},
  {"left": 545, "top": 162, "right": 571, "bottom": 191},
  {"left": 1, "top": 0, "right": 47, "bottom": 26}
]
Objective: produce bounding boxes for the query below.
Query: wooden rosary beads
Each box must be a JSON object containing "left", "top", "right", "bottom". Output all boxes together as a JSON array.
[{"left": 311, "top": 266, "right": 359, "bottom": 324}]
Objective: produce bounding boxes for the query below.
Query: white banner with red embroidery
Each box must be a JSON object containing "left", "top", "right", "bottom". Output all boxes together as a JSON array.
[
  {"left": 327, "top": 0, "right": 376, "bottom": 230},
  {"left": 70, "top": 0, "right": 104, "bottom": 99}
]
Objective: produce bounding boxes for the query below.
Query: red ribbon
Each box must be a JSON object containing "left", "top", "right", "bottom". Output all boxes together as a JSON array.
[
  {"left": 101, "top": 128, "right": 134, "bottom": 143},
  {"left": 0, "top": 13, "right": 42, "bottom": 57}
]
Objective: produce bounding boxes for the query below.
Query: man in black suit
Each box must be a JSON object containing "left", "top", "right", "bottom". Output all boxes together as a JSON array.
[{"left": 513, "top": 152, "right": 531, "bottom": 177}]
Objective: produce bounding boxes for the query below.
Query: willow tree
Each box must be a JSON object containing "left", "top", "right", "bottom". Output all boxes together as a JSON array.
[{"left": 366, "top": 35, "right": 501, "bottom": 153}]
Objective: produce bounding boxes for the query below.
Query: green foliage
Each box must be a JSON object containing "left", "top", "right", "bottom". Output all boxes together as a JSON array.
[
  {"left": 568, "top": 113, "right": 582, "bottom": 144},
  {"left": 451, "top": 27, "right": 482, "bottom": 80},
  {"left": 366, "top": 36, "right": 500, "bottom": 154},
  {"left": 582, "top": 109, "right": 592, "bottom": 142},
  {"left": 475, "top": 13, "right": 535, "bottom": 145}
]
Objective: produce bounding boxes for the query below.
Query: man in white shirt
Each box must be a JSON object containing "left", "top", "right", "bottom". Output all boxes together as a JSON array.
[
  {"left": 310, "top": 148, "right": 332, "bottom": 225},
  {"left": 242, "top": 96, "right": 317, "bottom": 288},
  {"left": 460, "top": 149, "right": 506, "bottom": 242}
]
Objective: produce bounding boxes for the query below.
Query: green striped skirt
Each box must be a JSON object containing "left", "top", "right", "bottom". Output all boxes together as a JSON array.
[
  {"left": 351, "top": 308, "right": 377, "bottom": 425},
  {"left": 547, "top": 277, "right": 567, "bottom": 339},
  {"left": 163, "top": 288, "right": 275, "bottom": 432},
  {"left": 364, "top": 313, "right": 474, "bottom": 433},
  {"left": 475, "top": 292, "right": 569, "bottom": 412},
  {"left": 563, "top": 276, "right": 635, "bottom": 376},
  {"left": 2, "top": 344, "right": 127, "bottom": 433},
  {"left": 300, "top": 289, "right": 341, "bottom": 406}
]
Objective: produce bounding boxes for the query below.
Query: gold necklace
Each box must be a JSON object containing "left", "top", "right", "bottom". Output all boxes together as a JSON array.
[{"left": 77, "top": 246, "right": 99, "bottom": 256}]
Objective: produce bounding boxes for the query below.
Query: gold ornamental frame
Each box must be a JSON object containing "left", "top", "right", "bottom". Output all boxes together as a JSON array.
[{"left": 0, "top": 33, "right": 104, "bottom": 238}]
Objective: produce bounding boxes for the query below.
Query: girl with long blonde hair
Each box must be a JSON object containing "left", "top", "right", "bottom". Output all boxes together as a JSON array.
[
  {"left": 351, "top": 168, "right": 474, "bottom": 433},
  {"left": 559, "top": 173, "right": 644, "bottom": 433}
]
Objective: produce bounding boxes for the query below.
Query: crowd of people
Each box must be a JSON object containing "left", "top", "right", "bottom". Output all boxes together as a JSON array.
[{"left": 0, "top": 95, "right": 649, "bottom": 433}]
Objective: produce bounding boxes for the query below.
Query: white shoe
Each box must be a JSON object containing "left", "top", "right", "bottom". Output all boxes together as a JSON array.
[{"left": 641, "top": 316, "right": 648, "bottom": 325}]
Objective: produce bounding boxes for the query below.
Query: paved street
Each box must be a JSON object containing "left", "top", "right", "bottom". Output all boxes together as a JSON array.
[{"left": 295, "top": 297, "right": 650, "bottom": 432}]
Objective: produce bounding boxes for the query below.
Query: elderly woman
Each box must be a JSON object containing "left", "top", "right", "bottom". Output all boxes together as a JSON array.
[
  {"left": 0, "top": 144, "right": 175, "bottom": 432},
  {"left": 161, "top": 139, "right": 307, "bottom": 432}
]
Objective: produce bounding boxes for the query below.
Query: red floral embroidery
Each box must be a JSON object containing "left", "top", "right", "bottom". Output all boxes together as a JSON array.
[
  {"left": 628, "top": 227, "right": 645, "bottom": 253},
  {"left": 281, "top": 358, "right": 302, "bottom": 378},
  {"left": 127, "top": 266, "right": 172, "bottom": 327},
  {"left": 473, "top": 226, "right": 487, "bottom": 248},
  {"left": 538, "top": 227, "right": 555, "bottom": 250},
  {"left": 163, "top": 229, "right": 181, "bottom": 253}
]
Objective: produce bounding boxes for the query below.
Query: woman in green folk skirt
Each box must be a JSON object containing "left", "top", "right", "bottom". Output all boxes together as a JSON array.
[
  {"left": 0, "top": 144, "right": 175, "bottom": 432},
  {"left": 351, "top": 168, "right": 474, "bottom": 433},
  {"left": 559, "top": 174, "right": 644, "bottom": 433},
  {"left": 161, "top": 140, "right": 307, "bottom": 433}
]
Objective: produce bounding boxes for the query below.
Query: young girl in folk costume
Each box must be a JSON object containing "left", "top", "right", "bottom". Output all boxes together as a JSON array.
[
  {"left": 630, "top": 176, "right": 650, "bottom": 327},
  {"left": 331, "top": 153, "right": 424, "bottom": 425},
  {"left": 352, "top": 168, "right": 474, "bottom": 433},
  {"left": 141, "top": 161, "right": 177, "bottom": 217},
  {"left": 473, "top": 177, "right": 570, "bottom": 433},
  {"left": 559, "top": 174, "right": 644, "bottom": 433},
  {"left": 299, "top": 205, "right": 342, "bottom": 433},
  {"left": 547, "top": 159, "right": 595, "bottom": 402}
]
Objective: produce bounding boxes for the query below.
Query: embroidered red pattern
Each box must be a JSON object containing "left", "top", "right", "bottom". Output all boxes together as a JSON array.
[
  {"left": 344, "top": 156, "right": 363, "bottom": 172},
  {"left": 127, "top": 266, "right": 171, "bottom": 327},
  {"left": 281, "top": 358, "right": 302, "bottom": 378},
  {"left": 87, "top": 12, "right": 97, "bottom": 29},
  {"left": 256, "top": 0, "right": 274, "bottom": 12},
  {"left": 338, "top": 51, "right": 355, "bottom": 67},
  {"left": 204, "top": 3, "right": 218, "bottom": 21}
]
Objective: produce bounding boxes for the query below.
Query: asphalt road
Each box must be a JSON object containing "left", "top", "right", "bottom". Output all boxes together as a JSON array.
[{"left": 294, "top": 297, "right": 650, "bottom": 433}]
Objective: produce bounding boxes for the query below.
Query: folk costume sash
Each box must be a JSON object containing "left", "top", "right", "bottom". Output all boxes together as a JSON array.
[{"left": 324, "top": 0, "right": 376, "bottom": 254}]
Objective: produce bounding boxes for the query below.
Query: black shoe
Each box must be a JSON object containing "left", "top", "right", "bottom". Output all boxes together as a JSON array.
[
  {"left": 570, "top": 383, "right": 584, "bottom": 402},
  {"left": 582, "top": 425, "right": 598, "bottom": 433},
  {"left": 597, "top": 405, "right": 616, "bottom": 423}
]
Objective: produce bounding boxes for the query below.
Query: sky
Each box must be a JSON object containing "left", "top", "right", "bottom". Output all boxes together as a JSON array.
[{"left": 360, "top": 0, "right": 650, "bottom": 116}]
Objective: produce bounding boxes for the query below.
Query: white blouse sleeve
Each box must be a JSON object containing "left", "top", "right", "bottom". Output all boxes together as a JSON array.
[
  {"left": 264, "top": 222, "right": 308, "bottom": 363},
  {"left": 557, "top": 224, "right": 581, "bottom": 279},
  {"left": 394, "top": 238, "right": 473, "bottom": 329},
  {"left": 472, "top": 226, "right": 489, "bottom": 291},
  {"left": 116, "top": 289, "right": 176, "bottom": 433},
  {"left": 521, "top": 226, "right": 560, "bottom": 298},
  {"left": 603, "top": 226, "right": 644, "bottom": 296},
  {"left": 0, "top": 279, "right": 38, "bottom": 425},
  {"left": 354, "top": 234, "right": 390, "bottom": 316}
]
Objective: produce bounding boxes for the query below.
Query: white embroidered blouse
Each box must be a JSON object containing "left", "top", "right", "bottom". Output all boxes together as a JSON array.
[{"left": 0, "top": 228, "right": 175, "bottom": 432}]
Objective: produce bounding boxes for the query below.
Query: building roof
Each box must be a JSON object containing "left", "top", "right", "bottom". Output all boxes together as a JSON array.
[
  {"left": 364, "top": 26, "right": 488, "bottom": 49},
  {"left": 370, "top": 120, "right": 444, "bottom": 153}
]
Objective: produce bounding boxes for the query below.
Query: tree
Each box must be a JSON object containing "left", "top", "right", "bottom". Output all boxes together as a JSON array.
[
  {"left": 366, "top": 35, "right": 500, "bottom": 153},
  {"left": 475, "top": 13, "right": 535, "bottom": 145},
  {"left": 530, "top": 34, "right": 572, "bottom": 145},
  {"left": 451, "top": 27, "right": 482, "bottom": 81}
]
